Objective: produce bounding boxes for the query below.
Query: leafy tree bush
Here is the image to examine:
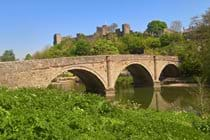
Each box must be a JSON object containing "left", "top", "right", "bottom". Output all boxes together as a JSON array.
[
  {"left": 121, "top": 34, "right": 145, "bottom": 54},
  {"left": 0, "top": 88, "right": 209, "bottom": 139},
  {"left": 33, "top": 38, "right": 75, "bottom": 59},
  {"left": 146, "top": 20, "right": 167, "bottom": 37},
  {"left": 203, "top": 42, "right": 210, "bottom": 82},
  {"left": 0, "top": 50, "right": 16, "bottom": 62},
  {"left": 91, "top": 39, "right": 119, "bottom": 55},
  {"left": 150, "top": 38, "right": 161, "bottom": 48},
  {"left": 160, "top": 33, "right": 184, "bottom": 47},
  {"left": 24, "top": 53, "right": 33, "bottom": 60},
  {"left": 74, "top": 39, "right": 91, "bottom": 56},
  {"left": 160, "top": 34, "right": 171, "bottom": 46},
  {"left": 186, "top": 8, "right": 210, "bottom": 82},
  {"left": 179, "top": 47, "right": 202, "bottom": 77}
]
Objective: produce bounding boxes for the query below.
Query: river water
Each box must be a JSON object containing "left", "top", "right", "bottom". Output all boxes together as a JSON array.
[
  {"left": 50, "top": 77, "right": 210, "bottom": 113},
  {"left": 115, "top": 85, "right": 210, "bottom": 113}
]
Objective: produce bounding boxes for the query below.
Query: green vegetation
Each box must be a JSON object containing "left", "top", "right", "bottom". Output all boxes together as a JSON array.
[
  {"left": 24, "top": 53, "right": 33, "bottom": 60},
  {"left": 91, "top": 39, "right": 119, "bottom": 55},
  {"left": 74, "top": 38, "right": 92, "bottom": 56},
  {"left": 0, "top": 88, "right": 209, "bottom": 139},
  {"left": 0, "top": 50, "right": 16, "bottom": 62},
  {"left": 115, "top": 76, "right": 133, "bottom": 87},
  {"left": 146, "top": 20, "right": 168, "bottom": 37}
]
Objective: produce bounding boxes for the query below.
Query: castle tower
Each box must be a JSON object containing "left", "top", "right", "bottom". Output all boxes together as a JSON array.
[
  {"left": 122, "top": 24, "right": 130, "bottom": 35},
  {"left": 53, "top": 33, "right": 62, "bottom": 45},
  {"left": 102, "top": 25, "right": 109, "bottom": 36},
  {"left": 115, "top": 28, "right": 122, "bottom": 36},
  {"left": 96, "top": 25, "right": 109, "bottom": 36}
]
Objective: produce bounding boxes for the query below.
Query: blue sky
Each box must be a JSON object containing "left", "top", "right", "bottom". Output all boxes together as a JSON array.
[{"left": 0, "top": 0, "right": 210, "bottom": 59}]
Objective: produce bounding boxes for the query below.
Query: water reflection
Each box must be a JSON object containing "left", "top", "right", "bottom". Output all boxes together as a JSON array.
[
  {"left": 49, "top": 72, "right": 210, "bottom": 113},
  {"left": 115, "top": 86, "right": 154, "bottom": 108},
  {"left": 116, "top": 85, "right": 210, "bottom": 112}
]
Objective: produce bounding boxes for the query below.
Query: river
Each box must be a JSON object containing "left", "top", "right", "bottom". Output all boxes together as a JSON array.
[
  {"left": 115, "top": 85, "right": 210, "bottom": 113},
  {"left": 50, "top": 77, "right": 210, "bottom": 113}
]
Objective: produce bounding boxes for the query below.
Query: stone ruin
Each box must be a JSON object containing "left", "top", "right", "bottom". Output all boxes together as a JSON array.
[{"left": 53, "top": 23, "right": 131, "bottom": 45}]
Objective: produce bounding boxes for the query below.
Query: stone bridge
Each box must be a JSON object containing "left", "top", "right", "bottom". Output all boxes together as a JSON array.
[{"left": 0, "top": 55, "right": 180, "bottom": 98}]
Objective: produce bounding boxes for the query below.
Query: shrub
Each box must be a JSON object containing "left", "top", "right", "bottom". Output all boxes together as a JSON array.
[{"left": 0, "top": 88, "right": 209, "bottom": 139}]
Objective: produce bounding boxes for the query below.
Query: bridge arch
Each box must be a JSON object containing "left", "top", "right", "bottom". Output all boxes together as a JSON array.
[
  {"left": 114, "top": 63, "right": 154, "bottom": 88},
  {"left": 159, "top": 64, "right": 180, "bottom": 81},
  {"left": 49, "top": 66, "right": 106, "bottom": 95}
]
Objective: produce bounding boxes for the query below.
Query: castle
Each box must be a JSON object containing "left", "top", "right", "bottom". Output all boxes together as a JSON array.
[{"left": 53, "top": 23, "right": 131, "bottom": 45}]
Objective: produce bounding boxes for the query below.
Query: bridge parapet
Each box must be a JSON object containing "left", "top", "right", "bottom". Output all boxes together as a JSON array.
[{"left": 155, "top": 55, "right": 179, "bottom": 62}]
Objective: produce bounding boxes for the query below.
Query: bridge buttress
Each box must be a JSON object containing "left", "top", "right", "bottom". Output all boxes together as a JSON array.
[
  {"left": 105, "top": 56, "right": 116, "bottom": 99},
  {"left": 105, "top": 88, "right": 115, "bottom": 100},
  {"left": 153, "top": 55, "right": 157, "bottom": 81},
  {"left": 106, "top": 56, "right": 112, "bottom": 88}
]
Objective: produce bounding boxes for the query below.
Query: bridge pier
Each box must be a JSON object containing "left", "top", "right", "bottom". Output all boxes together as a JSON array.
[
  {"left": 154, "top": 82, "right": 161, "bottom": 111},
  {"left": 148, "top": 81, "right": 161, "bottom": 111},
  {"left": 150, "top": 81, "right": 172, "bottom": 111},
  {"left": 154, "top": 81, "right": 161, "bottom": 90},
  {"left": 105, "top": 88, "right": 115, "bottom": 100}
]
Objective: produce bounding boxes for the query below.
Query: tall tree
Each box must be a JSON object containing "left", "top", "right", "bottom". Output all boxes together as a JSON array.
[
  {"left": 25, "top": 53, "right": 33, "bottom": 60},
  {"left": 146, "top": 20, "right": 167, "bottom": 37},
  {"left": 188, "top": 8, "right": 210, "bottom": 82},
  {"left": 0, "top": 50, "right": 16, "bottom": 62},
  {"left": 170, "top": 20, "right": 182, "bottom": 32}
]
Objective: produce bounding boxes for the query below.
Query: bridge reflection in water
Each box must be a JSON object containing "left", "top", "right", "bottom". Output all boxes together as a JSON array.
[
  {"left": 49, "top": 73, "right": 210, "bottom": 112},
  {"left": 116, "top": 85, "right": 210, "bottom": 111}
]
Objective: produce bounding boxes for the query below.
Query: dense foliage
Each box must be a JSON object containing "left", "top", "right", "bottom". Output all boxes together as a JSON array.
[
  {"left": 0, "top": 50, "right": 16, "bottom": 62},
  {"left": 146, "top": 20, "right": 168, "bottom": 37},
  {"left": 24, "top": 53, "right": 33, "bottom": 60},
  {"left": 115, "top": 76, "right": 133, "bottom": 87},
  {"left": 91, "top": 39, "right": 119, "bottom": 55},
  {"left": 0, "top": 88, "right": 209, "bottom": 139},
  {"left": 185, "top": 8, "right": 210, "bottom": 83}
]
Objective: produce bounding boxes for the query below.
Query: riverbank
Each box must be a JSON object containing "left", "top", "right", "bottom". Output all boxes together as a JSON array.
[
  {"left": 0, "top": 88, "right": 209, "bottom": 139},
  {"left": 162, "top": 83, "right": 198, "bottom": 87}
]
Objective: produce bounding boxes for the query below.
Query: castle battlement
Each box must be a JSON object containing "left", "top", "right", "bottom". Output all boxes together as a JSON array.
[{"left": 53, "top": 23, "right": 131, "bottom": 45}]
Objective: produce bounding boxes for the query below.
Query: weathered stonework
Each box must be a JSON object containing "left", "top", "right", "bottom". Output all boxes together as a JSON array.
[
  {"left": 0, "top": 55, "right": 179, "bottom": 97},
  {"left": 54, "top": 23, "right": 132, "bottom": 45},
  {"left": 53, "top": 33, "right": 62, "bottom": 45},
  {"left": 122, "top": 24, "right": 130, "bottom": 35}
]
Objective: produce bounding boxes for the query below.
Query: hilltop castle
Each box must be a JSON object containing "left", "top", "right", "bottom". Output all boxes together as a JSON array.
[{"left": 53, "top": 23, "right": 131, "bottom": 45}]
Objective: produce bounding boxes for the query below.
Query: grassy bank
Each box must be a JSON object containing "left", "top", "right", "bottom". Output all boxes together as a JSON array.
[{"left": 0, "top": 88, "right": 209, "bottom": 139}]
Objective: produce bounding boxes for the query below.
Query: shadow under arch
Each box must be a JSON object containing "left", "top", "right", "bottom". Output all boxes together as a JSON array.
[
  {"left": 159, "top": 64, "right": 180, "bottom": 81},
  {"left": 114, "top": 63, "right": 154, "bottom": 108},
  {"left": 121, "top": 64, "right": 154, "bottom": 87},
  {"left": 50, "top": 68, "right": 106, "bottom": 96}
]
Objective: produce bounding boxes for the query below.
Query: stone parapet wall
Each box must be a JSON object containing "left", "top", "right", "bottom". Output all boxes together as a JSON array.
[{"left": 0, "top": 54, "right": 180, "bottom": 97}]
